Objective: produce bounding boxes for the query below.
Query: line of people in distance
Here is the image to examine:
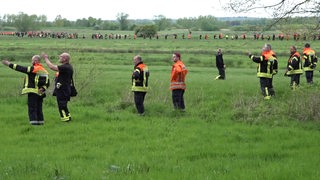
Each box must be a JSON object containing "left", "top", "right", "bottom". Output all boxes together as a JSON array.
[{"left": 3, "top": 31, "right": 320, "bottom": 41}]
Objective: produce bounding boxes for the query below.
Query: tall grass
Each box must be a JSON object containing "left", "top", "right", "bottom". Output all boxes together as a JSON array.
[{"left": 0, "top": 36, "right": 319, "bottom": 179}]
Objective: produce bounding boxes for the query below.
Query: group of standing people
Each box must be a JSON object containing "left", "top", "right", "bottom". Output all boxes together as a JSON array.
[
  {"left": 2, "top": 50, "right": 188, "bottom": 124},
  {"left": 4, "top": 43, "right": 316, "bottom": 123},
  {"left": 284, "top": 43, "right": 317, "bottom": 88},
  {"left": 131, "top": 52, "right": 188, "bottom": 115},
  {"left": 2, "top": 52, "right": 74, "bottom": 125},
  {"left": 248, "top": 43, "right": 318, "bottom": 100}
]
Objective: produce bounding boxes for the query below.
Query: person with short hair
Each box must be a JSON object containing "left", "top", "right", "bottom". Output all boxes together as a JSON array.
[
  {"left": 264, "top": 44, "right": 278, "bottom": 96},
  {"left": 132, "top": 55, "right": 149, "bottom": 115},
  {"left": 248, "top": 44, "right": 277, "bottom": 100},
  {"left": 170, "top": 52, "right": 188, "bottom": 111},
  {"left": 302, "top": 43, "right": 318, "bottom": 84},
  {"left": 2, "top": 55, "right": 50, "bottom": 125},
  {"left": 42, "top": 52, "right": 74, "bottom": 122},
  {"left": 215, "top": 48, "right": 226, "bottom": 80},
  {"left": 285, "top": 46, "right": 303, "bottom": 89}
]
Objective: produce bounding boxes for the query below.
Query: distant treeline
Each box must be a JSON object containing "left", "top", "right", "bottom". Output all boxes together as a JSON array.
[{"left": 0, "top": 12, "right": 318, "bottom": 34}]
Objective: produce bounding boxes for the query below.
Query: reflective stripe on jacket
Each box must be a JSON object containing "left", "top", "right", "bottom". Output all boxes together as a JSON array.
[
  {"left": 170, "top": 60, "right": 188, "bottom": 90},
  {"left": 132, "top": 63, "right": 149, "bottom": 92},
  {"left": 10, "top": 63, "right": 49, "bottom": 95},
  {"left": 263, "top": 50, "right": 278, "bottom": 75},
  {"left": 287, "top": 52, "right": 303, "bottom": 75},
  {"left": 250, "top": 52, "right": 275, "bottom": 79},
  {"left": 303, "top": 48, "right": 317, "bottom": 71}
]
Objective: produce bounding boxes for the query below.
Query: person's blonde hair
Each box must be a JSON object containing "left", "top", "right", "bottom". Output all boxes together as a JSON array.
[
  {"left": 61, "top": 53, "right": 71, "bottom": 62},
  {"left": 32, "top": 55, "right": 41, "bottom": 62}
]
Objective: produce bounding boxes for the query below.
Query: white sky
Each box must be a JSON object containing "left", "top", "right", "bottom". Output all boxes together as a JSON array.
[{"left": 0, "top": 0, "right": 273, "bottom": 21}]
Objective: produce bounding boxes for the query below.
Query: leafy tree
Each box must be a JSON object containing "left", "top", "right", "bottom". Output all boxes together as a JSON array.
[
  {"left": 88, "top": 17, "right": 97, "bottom": 27},
  {"left": 117, "top": 12, "right": 129, "bottom": 30},
  {"left": 13, "top": 12, "right": 38, "bottom": 32},
  {"left": 75, "top": 18, "right": 90, "bottom": 27},
  {"left": 176, "top": 17, "right": 198, "bottom": 30},
  {"left": 2, "top": 14, "right": 15, "bottom": 26},
  {"left": 54, "top": 15, "right": 65, "bottom": 27},
  {"left": 153, "top": 15, "right": 172, "bottom": 31},
  {"left": 100, "top": 20, "right": 119, "bottom": 30},
  {"left": 197, "top": 15, "right": 220, "bottom": 31},
  {"left": 37, "top": 15, "right": 48, "bottom": 27},
  {"left": 134, "top": 25, "right": 157, "bottom": 37}
]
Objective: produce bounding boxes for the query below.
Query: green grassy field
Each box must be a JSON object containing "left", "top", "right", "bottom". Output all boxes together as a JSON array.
[{"left": 0, "top": 35, "right": 320, "bottom": 179}]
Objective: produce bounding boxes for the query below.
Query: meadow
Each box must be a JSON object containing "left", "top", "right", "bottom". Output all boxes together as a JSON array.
[{"left": 0, "top": 33, "right": 320, "bottom": 179}]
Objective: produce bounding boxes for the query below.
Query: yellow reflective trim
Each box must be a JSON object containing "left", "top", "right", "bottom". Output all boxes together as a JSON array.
[
  {"left": 287, "top": 69, "right": 303, "bottom": 75},
  {"left": 62, "top": 110, "right": 66, "bottom": 118},
  {"left": 257, "top": 72, "right": 272, "bottom": 78},
  {"left": 35, "top": 75, "right": 39, "bottom": 89},
  {"left": 265, "top": 87, "right": 269, "bottom": 96},
  {"left": 22, "top": 88, "right": 38, "bottom": 94},
  {"left": 24, "top": 75, "right": 29, "bottom": 88},
  {"left": 132, "top": 86, "right": 148, "bottom": 92},
  {"left": 303, "top": 67, "right": 314, "bottom": 71}
]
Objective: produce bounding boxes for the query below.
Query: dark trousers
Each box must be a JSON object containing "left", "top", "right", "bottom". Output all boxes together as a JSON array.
[
  {"left": 260, "top": 77, "right": 274, "bottom": 97},
  {"left": 134, "top": 91, "right": 146, "bottom": 114},
  {"left": 217, "top": 67, "right": 225, "bottom": 79},
  {"left": 172, "top": 89, "right": 185, "bottom": 110},
  {"left": 269, "top": 76, "right": 275, "bottom": 96},
  {"left": 56, "top": 89, "right": 71, "bottom": 121},
  {"left": 305, "top": 71, "right": 313, "bottom": 84},
  {"left": 28, "top": 93, "right": 44, "bottom": 125},
  {"left": 290, "top": 74, "right": 300, "bottom": 87}
]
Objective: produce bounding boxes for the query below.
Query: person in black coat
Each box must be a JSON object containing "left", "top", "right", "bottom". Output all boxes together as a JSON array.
[
  {"left": 215, "top": 48, "right": 226, "bottom": 80},
  {"left": 42, "top": 52, "right": 74, "bottom": 122}
]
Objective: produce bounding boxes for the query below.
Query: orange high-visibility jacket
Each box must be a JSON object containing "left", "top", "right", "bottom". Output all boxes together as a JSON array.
[
  {"left": 303, "top": 47, "right": 317, "bottom": 71},
  {"left": 170, "top": 60, "right": 188, "bottom": 90},
  {"left": 286, "top": 51, "right": 303, "bottom": 75}
]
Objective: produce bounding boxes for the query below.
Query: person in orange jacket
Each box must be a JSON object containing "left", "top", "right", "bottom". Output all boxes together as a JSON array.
[
  {"left": 248, "top": 44, "right": 277, "bottom": 100},
  {"left": 285, "top": 46, "right": 303, "bottom": 89},
  {"left": 170, "top": 52, "right": 188, "bottom": 111},
  {"left": 264, "top": 44, "right": 278, "bottom": 95},
  {"left": 302, "top": 43, "right": 318, "bottom": 84}
]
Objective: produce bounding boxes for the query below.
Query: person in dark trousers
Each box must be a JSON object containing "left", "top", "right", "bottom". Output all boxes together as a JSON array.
[
  {"left": 42, "top": 52, "right": 74, "bottom": 122},
  {"left": 215, "top": 48, "right": 226, "bottom": 80},
  {"left": 285, "top": 46, "right": 303, "bottom": 89},
  {"left": 2, "top": 55, "right": 50, "bottom": 125},
  {"left": 132, "top": 55, "right": 149, "bottom": 115},
  {"left": 302, "top": 43, "right": 318, "bottom": 84},
  {"left": 265, "top": 44, "right": 278, "bottom": 95},
  {"left": 170, "top": 52, "right": 188, "bottom": 111},
  {"left": 248, "top": 44, "right": 277, "bottom": 100}
]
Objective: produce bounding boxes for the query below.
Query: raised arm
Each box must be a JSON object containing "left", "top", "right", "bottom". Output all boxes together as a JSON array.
[{"left": 42, "top": 53, "right": 58, "bottom": 71}]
